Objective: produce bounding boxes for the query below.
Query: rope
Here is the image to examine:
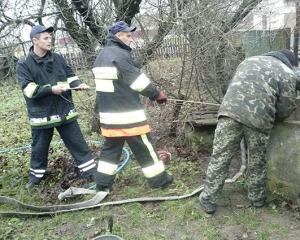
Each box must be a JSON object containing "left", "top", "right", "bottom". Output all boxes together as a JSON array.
[{"left": 167, "top": 98, "right": 221, "bottom": 106}]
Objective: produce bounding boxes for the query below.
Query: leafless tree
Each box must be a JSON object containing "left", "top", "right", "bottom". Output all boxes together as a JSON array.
[{"left": 0, "top": 0, "right": 267, "bottom": 136}]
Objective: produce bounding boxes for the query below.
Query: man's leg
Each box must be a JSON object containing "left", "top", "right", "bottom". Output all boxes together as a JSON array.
[
  {"left": 56, "top": 121, "right": 96, "bottom": 178},
  {"left": 26, "top": 128, "right": 53, "bottom": 189},
  {"left": 126, "top": 133, "right": 173, "bottom": 189},
  {"left": 244, "top": 126, "right": 270, "bottom": 206},
  {"left": 200, "top": 117, "right": 243, "bottom": 212},
  {"left": 94, "top": 137, "right": 125, "bottom": 189}
]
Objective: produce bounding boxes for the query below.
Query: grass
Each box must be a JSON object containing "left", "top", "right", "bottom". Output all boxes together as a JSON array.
[{"left": 1, "top": 75, "right": 300, "bottom": 240}]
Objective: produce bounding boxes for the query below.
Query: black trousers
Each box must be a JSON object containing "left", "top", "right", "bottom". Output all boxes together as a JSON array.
[
  {"left": 29, "top": 120, "right": 96, "bottom": 183},
  {"left": 94, "top": 132, "right": 169, "bottom": 188}
]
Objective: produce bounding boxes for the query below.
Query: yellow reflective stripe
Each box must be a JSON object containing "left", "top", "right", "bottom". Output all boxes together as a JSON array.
[
  {"left": 99, "top": 110, "right": 147, "bottom": 124},
  {"left": 142, "top": 161, "right": 165, "bottom": 178},
  {"left": 130, "top": 73, "right": 150, "bottom": 92},
  {"left": 24, "top": 82, "right": 38, "bottom": 98},
  {"left": 92, "top": 67, "right": 118, "bottom": 79},
  {"left": 29, "top": 117, "right": 62, "bottom": 126},
  {"left": 66, "top": 112, "right": 78, "bottom": 120},
  {"left": 95, "top": 79, "right": 114, "bottom": 92},
  {"left": 57, "top": 82, "right": 70, "bottom": 89},
  {"left": 97, "top": 161, "right": 118, "bottom": 175},
  {"left": 67, "top": 76, "right": 79, "bottom": 84},
  {"left": 141, "top": 133, "right": 159, "bottom": 163}
]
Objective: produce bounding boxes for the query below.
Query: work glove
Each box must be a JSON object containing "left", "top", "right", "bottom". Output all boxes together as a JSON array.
[{"left": 156, "top": 92, "right": 167, "bottom": 104}]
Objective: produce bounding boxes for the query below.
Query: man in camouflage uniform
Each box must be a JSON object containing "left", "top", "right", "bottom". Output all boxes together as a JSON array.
[{"left": 199, "top": 49, "right": 297, "bottom": 214}]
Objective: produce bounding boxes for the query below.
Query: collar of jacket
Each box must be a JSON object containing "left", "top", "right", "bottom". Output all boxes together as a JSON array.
[
  {"left": 29, "top": 46, "right": 53, "bottom": 63},
  {"left": 105, "top": 33, "right": 132, "bottom": 52},
  {"left": 263, "top": 51, "right": 293, "bottom": 69}
]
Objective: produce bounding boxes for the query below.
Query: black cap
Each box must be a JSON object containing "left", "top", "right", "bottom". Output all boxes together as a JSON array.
[
  {"left": 30, "top": 25, "right": 54, "bottom": 39},
  {"left": 109, "top": 21, "right": 136, "bottom": 35},
  {"left": 279, "top": 49, "right": 296, "bottom": 67}
]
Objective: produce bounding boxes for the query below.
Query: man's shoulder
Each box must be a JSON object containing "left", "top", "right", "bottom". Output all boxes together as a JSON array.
[{"left": 17, "top": 54, "right": 32, "bottom": 65}]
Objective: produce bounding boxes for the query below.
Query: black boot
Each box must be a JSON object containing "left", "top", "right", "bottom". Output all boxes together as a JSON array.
[
  {"left": 199, "top": 192, "right": 215, "bottom": 214},
  {"left": 160, "top": 174, "right": 174, "bottom": 189},
  {"left": 25, "top": 180, "right": 39, "bottom": 190},
  {"left": 96, "top": 184, "right": 110, "bottom": 192}
]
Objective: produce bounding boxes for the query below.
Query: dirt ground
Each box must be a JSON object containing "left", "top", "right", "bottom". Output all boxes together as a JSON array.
[
  {"left": 34, "top": 135, "right": 300, "bottom": 240},
  {"left": 8, "top": 101, "right": 300, "bottom": 240}
]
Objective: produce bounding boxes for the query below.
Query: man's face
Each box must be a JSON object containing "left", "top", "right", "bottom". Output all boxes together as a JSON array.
[
  {"left": 116, "top": 31, "right": 133, "bottom": 46},
  {"left": 32, "top": 32, "right": 52, "bottom": 51}
]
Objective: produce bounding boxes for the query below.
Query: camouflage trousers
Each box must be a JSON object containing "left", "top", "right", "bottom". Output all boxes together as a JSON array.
[{"left": 202, "top": 116, "right": 270, "bottom": 203}]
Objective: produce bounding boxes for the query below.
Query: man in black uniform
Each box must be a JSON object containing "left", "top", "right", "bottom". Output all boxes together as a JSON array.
[
  {"left": 92, "top": 21, "right": 173, "bottom": 191},
  {"left": 16, "top": 25, "right": 97, "bottom": 189}
]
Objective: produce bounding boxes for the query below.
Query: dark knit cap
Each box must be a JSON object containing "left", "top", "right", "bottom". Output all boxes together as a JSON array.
[{"left": 278, "top": 49, "right": 296, "bottom": 67}]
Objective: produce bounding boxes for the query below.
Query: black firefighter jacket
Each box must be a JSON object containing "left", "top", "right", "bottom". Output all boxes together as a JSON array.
[
  {"left": 16, "top": 47, "right": 82, "bottom": 129},
  {"left": 92, "top": 33, "right": 160, "bottom": 132}
]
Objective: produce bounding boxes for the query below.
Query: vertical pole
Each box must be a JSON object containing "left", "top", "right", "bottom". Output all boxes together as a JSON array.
[{"left": 294, "top": 2, "right": 300, "bottom": 67}]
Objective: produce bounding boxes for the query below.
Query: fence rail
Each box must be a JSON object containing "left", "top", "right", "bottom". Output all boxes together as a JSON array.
[{"left": 0, "top": 37, "right": 191, "bottom": 73}]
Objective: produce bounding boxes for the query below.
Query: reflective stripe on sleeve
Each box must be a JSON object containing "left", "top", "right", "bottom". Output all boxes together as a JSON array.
[
  {"left": 67, "top": 76, "right": 79, "bottom": 84},
  {"left": 24, "top": 82, "right": 38, "bottom": 98},
  {"left": 99, "top": 110, "right": 147, "bottom": 125},
  {"left": 57, "top": 81, "right": 70, "bottom": 89},
  {"left": 97, "top": 161, "right": 118, "bottom": 175},
  {"left": 130, "top": 73, "right": 151, "bottom": 92}
]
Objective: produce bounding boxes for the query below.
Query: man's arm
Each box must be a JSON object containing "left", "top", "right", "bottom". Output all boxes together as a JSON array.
[
  {"left": 114, "top": 58, "right": 164, "bottom": 101},
  {"left": 275, "top": 76, "right": 297, "bottom": 122},
  {"left": 65, "top": 63, "right": 90, "bottom": 90},
  {"left": 16, "top": 60, "right": 53, "bottom": 99}
]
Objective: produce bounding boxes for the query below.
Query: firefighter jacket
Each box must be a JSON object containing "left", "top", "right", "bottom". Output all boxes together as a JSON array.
[
  {"left": 16, "top": 47, "right": 82, "bottom": 129},
  {"left": 218, "top": 52, "right": 297, "bottom": 133},
  {"left": 92, "top": 33, "right": 160, "bottom": 136}
]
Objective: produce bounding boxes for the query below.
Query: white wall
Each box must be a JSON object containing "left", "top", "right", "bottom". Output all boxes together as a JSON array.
[{"left": 252, "top": 0, "right": 295, "bottom": 30}]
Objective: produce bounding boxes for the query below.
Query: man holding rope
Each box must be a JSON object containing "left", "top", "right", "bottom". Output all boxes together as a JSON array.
[
  {"left": 199, "top": 49, "right": 298, "bottom": 214},
  {"left": 16, "top": 25, "right": 97, "bottom": 189},
  {"left": 92, "top": 21, "right": 173, "bottom": 191}
]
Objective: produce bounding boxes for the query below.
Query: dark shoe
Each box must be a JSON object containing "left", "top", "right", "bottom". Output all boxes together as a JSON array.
[
  {"left": 96, "top": 184, "right": 110, "bottom": 192},
  {"left": 199, "top": 192, "right": 215, "bottom": 214},
  {"left": 25, "top": 181, "right": 38, "bottom": 190},
  {"left": 88, "top": 173, "right": 96, "bottom": 182},
  {"left": 252, "top": 199, "right": 266, "bottom": 208},
  {"left": 160, "top": 174, "right": 174, "bottom": 189}
]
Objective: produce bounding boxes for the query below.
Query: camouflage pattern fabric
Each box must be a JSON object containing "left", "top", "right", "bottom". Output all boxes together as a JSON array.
[
  {"left": 202, "top": 117, "right": 270, "bottom": 203},
  {"left": 218, "top": 55, "right": 297, "bottom": 133}
]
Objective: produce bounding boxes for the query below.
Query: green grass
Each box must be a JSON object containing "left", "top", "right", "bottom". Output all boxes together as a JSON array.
[{"left": 1, "top": 76, "right": 299, "bottom": 240}]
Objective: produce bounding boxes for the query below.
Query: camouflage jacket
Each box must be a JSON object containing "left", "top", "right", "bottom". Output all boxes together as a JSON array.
[{"left": 218, "top": 55, "right": 297, "bottom": 133}]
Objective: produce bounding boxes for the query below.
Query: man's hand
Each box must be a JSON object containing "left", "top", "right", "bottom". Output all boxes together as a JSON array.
[
  {"left": 156, "top": 92, "right": 167, "bottom": 104},
  {"left": 52, "top": 85, "right": 67, "bottom": 95},
  {"left": 77, "top": 83, "right": 91, "bottom": 90}
]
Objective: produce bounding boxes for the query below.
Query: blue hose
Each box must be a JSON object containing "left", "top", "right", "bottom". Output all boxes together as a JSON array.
[{"left": 0, "top": 140, "right": 131, "bottom": 189}]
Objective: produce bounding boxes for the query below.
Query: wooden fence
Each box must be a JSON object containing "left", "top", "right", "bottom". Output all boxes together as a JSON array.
[
  {"left": 0, "top": 29, "right": 295, "bottom": 78},
  {"left": 0, "top": 37, "right": 190, "bottom": 73}
]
